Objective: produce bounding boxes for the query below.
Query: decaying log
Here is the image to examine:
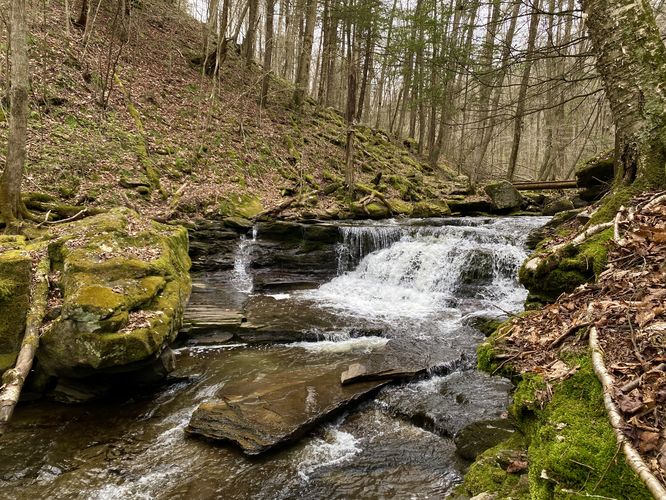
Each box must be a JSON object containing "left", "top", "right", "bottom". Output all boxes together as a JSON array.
[
  {"left": 0, "top": 253, "right": 50, "bottom": 437},
  {"left": 589, "top": 327, "right": 666, "bottom": 498},
  {"left": 512, "top": 180, "right": 578, "bottom": 190}
]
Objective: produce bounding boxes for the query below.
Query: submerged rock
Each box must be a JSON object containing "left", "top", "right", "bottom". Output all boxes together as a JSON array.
[{"left": 37, "top": 208, "right": 192, "bottom": 377}]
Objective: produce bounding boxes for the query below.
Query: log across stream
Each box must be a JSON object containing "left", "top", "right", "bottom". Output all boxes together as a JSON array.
[{"left": 0, "top": 216, "right": 548, "bottom": 499}]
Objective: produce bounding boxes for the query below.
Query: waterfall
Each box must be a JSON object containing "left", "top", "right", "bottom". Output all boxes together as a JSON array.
[
  {"left": 310, "top": 217, "right": 548, "bottom": 320},
  {"left": 336, "top": 224, "right": 404, "bottom": 272},
  {"left": 231, "top": 226, "right": 257, "bottom": 293}
]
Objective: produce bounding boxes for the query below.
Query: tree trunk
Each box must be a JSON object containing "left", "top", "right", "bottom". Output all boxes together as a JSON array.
[
  {"left": 344, "top": 9, "right": 357, "bottom": 196},
  {"left": 293, "top": 0, "right": 317, "bottom": 107},
  {"left": 506, "top": 0, "right": 540, "bottom": 181},
  {"left": 245, "top": 0, "right": 258, "bottom": 66},
  {"left": 260, "top": 0, "right": 275, "bottom": 106},
  {"left": 580, "top": 0, "right": 666, "bottom": 187},
  {"left": 0, "top": 0, "right": 29, "bottom": 229}
]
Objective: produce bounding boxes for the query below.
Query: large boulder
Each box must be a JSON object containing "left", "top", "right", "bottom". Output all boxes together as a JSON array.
[
  {"left": 37, "top": 208, "right": 191, "bottom": 377},
  {"left": 484, "top": 181, "right": 523, "bottom": 212}
]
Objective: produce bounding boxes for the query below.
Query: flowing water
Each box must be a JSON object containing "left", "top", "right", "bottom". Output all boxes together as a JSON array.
[{"left": 0, "top": 216, "right": 547, "bottom": 499}]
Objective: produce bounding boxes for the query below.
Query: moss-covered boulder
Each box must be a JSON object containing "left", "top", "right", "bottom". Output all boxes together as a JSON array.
[
  {"left": 575, "top": 151, "right": 614, "bottom": 188},
  {"left": 484, "top": 181, "right": 523, "bottom": 212},
  {"left": 411, "top": 201, "right": 450, "bottom": 217},
  {"left": 219, "top": 193, "right": 264, "bottom": 219},
  {"left": 518, "top": 228, "right": 612, "bottom": 303},
  {"left": 0, "top": 236, "right": 35, "bottom": 371},
  {"left": 543, "top": 197, "right": 575, "bottom": 216},
  {"left": 38, "top": 208, "right": 191, "bottom": 377}
]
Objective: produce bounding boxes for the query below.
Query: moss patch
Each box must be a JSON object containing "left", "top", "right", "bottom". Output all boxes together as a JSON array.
[
  {"left": 525, "top": 357, "right": 649, "bottom": 499},
  {"left": 457, "top": 432, "right": 531, "bottom": 499}
]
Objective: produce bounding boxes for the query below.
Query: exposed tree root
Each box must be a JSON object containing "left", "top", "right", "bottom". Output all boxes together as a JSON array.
[
  {"left": 0, "top": 252, "right": 50, "bottom": 437},
  {"left": 589, "top": 327, "right": 666, "bottom": 499}
]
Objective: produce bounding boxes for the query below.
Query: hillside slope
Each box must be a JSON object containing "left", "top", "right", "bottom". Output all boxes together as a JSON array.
[{"left": 0, "top": 0, "right": 468, "bottom": 222}]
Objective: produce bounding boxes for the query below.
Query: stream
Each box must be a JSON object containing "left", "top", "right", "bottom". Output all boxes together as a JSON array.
[{"left": 0, "top": 216, "right": 547, "bottom": 499}]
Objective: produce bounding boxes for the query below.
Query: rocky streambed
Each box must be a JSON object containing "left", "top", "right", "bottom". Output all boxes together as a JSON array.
[{"left": 0, "top": 215, "right": 548, "bottom": 499}]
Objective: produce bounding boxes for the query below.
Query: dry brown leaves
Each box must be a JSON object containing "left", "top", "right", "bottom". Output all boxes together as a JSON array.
[{"left": 496, "top": 191, "right": 666, "bottom": 483}]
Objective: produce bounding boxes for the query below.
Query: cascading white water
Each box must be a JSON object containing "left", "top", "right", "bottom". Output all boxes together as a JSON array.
[
  {"left": 231, "top": 226, "right": 257, "bottom": 293},
  {"left": 336, "top": 225, "right": 404, "bottom": 272},
  {"left": 307, "top": 217, "right": 548, "bottom": 320}
]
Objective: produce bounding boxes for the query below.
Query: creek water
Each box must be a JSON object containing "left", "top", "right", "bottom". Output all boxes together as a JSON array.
[{"left": 0, "top": 216, "right": 547, "bottom": 499}]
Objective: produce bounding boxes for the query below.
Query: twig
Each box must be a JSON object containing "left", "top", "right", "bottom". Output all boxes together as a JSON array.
[
  {"left": 621, "top": 363, "right": 666, "bottom": 393},
  {"left": 548, "top": 321, "right": 592, "bottom": 350}
]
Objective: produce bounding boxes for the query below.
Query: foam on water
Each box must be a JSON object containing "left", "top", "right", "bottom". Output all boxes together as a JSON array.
[
  {"left": 297, "top": 427, "right": 362, "bottom": 481},
  {"left": 289, "top": 336, "right": 389, "bottom": 353}
]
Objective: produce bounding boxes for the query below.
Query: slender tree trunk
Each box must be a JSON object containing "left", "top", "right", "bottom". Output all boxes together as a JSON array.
[
  {"left": 506, "top": 0, "right": 540, "bottom": 181},
  {"left": 261, "top": 0, "right": 275, "bottom": 105},
  {"left": 293, "top": 0, "right": 317, "bottom": 107},
  {"left": 245, "top": 0, "right": 258, "bottom": 65},
  {"left": 0, "top": 0, "right": 29, "bottom": 228},
  {"left": 356, "top": 15, "right": 374, "bottom": 122},
  {"left": 345, "top": 7, "right": 357, "bottom": 196},
  {"left": 374, "top": 0, "right": 397, "bottom": 129}
]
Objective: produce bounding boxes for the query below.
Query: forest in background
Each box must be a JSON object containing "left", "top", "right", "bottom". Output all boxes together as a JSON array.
[{"left": 184, "top": 0, "right": 652, "bottom": 182}]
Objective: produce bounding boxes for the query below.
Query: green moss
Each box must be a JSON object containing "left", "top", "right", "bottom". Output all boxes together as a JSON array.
[
  {"left": 526, "top": 357, "right": 649, "bottom": 499},
  {"left": 589, "top": 184, "right": 642, "bottom": 225},
  {"left": 458, "top": 433, "right": 531, "bottom": 499},
  {"left": 37, "top": 208, "right": 191, "bottom": 377},
  {"left": 477, "top": 341, "right": 499, "bottom": 373},
  {"left": 519, "top": 228, "right": 613, "bottom": 303},
  {"left": 219, "top": 193, "right": 264, "bottom": 219}
]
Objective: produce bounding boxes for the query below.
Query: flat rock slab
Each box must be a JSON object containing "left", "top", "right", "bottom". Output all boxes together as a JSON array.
[
  {"left": 182, "top": 305, "right": 245, "bottom": 335},
  {"left": 186, "top": 367, "right": 387, "bottom": 455}
]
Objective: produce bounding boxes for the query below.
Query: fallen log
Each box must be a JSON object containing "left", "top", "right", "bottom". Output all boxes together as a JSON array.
[
  {"left": 0, "top": 253, "right": 50, "bottom": 437},
  {"left": 512, "top": 180, "right": 578, "bottom": 190}
]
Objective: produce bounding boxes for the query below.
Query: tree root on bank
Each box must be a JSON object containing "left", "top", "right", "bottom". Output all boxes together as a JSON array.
[
  {"left": 0, "top": 252, "right": 50, "bottom": 437},
  {"left": 589, "top": 327, "right": 666, "bottom": 498}
]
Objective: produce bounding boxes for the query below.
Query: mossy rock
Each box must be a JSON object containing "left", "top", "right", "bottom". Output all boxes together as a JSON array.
[
  {"left": 351, "top": 201, "right": 391, "bottom": 219},
  {"left": 575, "top": 150, "right": 614, "bottom": 188},
  {"left": 411, "top": 201, "right": 450, "bottom": 218},
  {"left": 469, "top": 343, "right": 649, "bottom": 498},
  {"left": 0, "top": 244, "right": 33, "bottom": 372},
  {"left": 388, "top": 199, "right": 413, "bottom": 216},
  {"left": 456, "top": 433, "right": 531, "bottom": 499},
  {"left": 38, "top": 208, "right": 192, "bottom": 377},
  {"left": 484, "top": 181, "right": 523, "bottom": 211},
  {"left": 519, "top": 228, "right": 613, "bottom": 303},
  {"left": 219, "top": 193, "right": 264, "bottom": 219}
]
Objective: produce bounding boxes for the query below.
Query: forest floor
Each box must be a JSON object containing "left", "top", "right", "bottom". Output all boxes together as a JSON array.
[
  {"left": 0, "top": 0, "right": 467, "bottom": 223},
  {"left": 471, "top": 191, "right": 666, "bottom": 497}
]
